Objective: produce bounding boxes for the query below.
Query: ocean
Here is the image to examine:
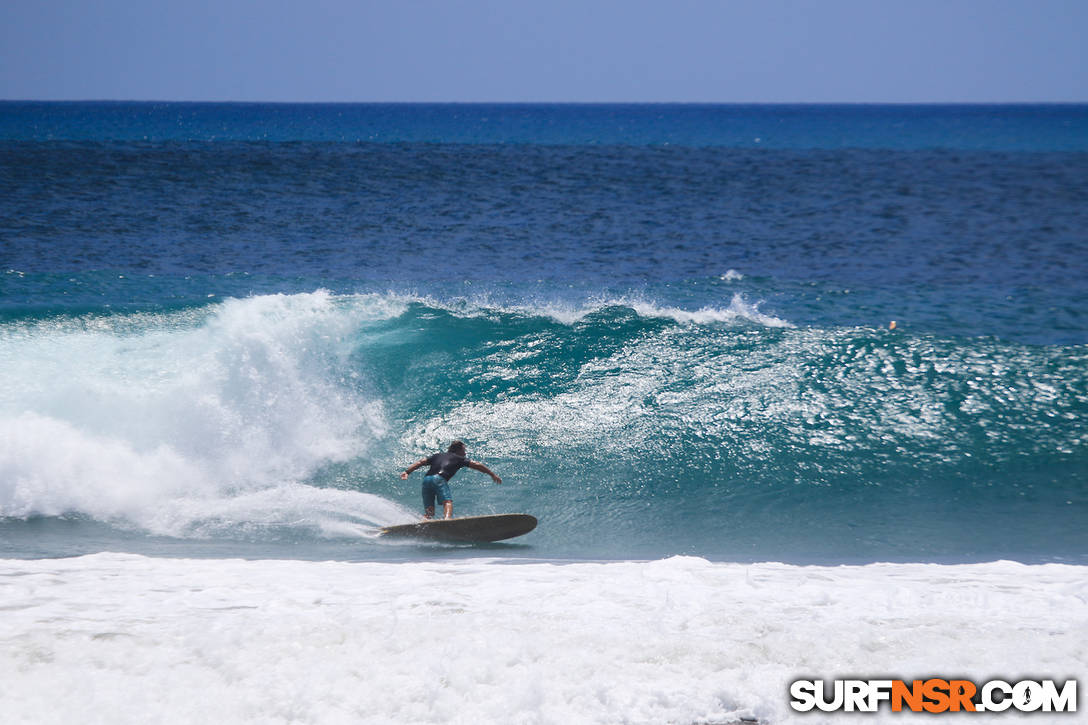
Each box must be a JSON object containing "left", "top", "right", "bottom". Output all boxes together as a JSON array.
[{"left": 1, "top": 103, "right": 1086, "bottom": 723}]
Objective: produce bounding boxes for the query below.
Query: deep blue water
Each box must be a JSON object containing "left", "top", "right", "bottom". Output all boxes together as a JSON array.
[
  {"left": 4, "top": 102, "right": 1088, "bottom": 150},
  {"left": 1, "top": 103, "right": 1086, "bottom": 563}
]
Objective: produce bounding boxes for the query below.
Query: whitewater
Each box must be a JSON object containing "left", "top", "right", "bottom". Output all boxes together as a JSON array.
[{"left": 1, "top": 554, "right": 1083, "bottom": 725}]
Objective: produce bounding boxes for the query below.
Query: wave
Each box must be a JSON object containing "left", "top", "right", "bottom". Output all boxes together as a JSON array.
[
  {"left": 2, "top": 291, "right": 1085, "bottom": 561},
  {"left": 0, "top": 289, "right": 786, "bottom": 533}
]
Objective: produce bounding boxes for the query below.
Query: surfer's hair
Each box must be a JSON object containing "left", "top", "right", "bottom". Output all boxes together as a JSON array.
[{"left": 448, "top": 440, "right": 466, "bottom": 454}]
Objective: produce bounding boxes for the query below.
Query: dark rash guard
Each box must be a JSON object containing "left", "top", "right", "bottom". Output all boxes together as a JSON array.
[{"left": 425, "top": 452, "right": 471, "bottom": 481}]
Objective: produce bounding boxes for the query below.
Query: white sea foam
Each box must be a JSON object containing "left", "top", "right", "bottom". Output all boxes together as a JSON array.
[
  {"left": 629, "top": 294, "right": 791, "bottom": 327},
  {"left": 539, "top": 293, "right": 792, "bottom": 328},
  {"left": 0, "top": 291, "right": 397, "bottom": 534},
  {"left": 0, "top": 554, "right": 1082, "bottom": 724},
  {"left": 370, "top": 290, "right": 791, "bottom": 328}
]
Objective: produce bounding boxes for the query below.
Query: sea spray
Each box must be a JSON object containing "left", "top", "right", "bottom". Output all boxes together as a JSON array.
[{"left": 0, "top": 292, "right": 392, "bottom": 535}]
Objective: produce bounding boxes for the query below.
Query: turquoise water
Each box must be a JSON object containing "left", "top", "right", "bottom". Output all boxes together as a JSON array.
[{"left": 1, "top": 103, "right": 1086, "bottom": 563}]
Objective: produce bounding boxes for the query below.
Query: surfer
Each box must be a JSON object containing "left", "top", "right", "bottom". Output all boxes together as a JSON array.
[{"left": 400, "top": 441, "right": 502, "bottom": 519}]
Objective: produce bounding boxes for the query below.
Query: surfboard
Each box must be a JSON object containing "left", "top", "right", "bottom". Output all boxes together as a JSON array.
[{"left": 379, "top": 513, "right": 537, "bottom": 543}]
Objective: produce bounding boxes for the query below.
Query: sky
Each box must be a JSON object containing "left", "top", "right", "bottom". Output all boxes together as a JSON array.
[{"left": 1, "top": 0, "right": 1086, "bottom": 103}]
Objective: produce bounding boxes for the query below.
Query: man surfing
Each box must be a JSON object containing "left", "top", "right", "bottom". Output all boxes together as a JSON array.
[{"left": 399, "top": 440, "right": 502, "bottom": 519}]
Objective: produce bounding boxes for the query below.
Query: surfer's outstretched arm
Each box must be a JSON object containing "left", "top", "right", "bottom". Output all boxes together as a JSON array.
[
  {"left": 466, "top": 460, "right": 502, "bottom": 484},
  {"left": 400, "top": 459, "right": 429, "bottom": 479}
]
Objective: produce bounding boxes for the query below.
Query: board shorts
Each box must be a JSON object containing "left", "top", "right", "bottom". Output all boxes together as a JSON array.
[{"left": 422, "top": 474, "right": 453, "bottom": 510}]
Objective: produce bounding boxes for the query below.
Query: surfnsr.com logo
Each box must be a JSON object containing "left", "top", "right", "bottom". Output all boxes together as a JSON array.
[{"left": 789, "top": 678, "right": 1077, "bottom": 714}]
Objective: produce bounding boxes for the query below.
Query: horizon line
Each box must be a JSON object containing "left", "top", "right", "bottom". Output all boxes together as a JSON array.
[{"left": 3, "top": 98, "right": 1087, "bottom": 106}]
